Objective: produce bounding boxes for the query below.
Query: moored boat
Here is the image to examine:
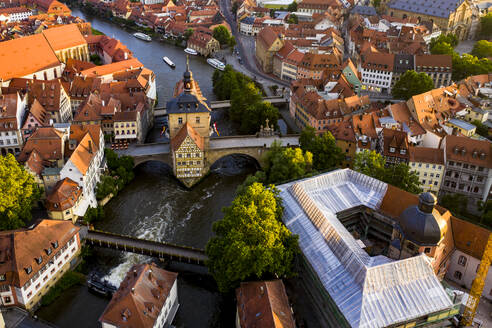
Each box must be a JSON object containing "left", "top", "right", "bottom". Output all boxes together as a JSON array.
[
  {"left": 207, "top": 58, "right": 226, "bottom": 71},
  {"left": 133, "top": 32, "right": 152, "bottom": 41},
  {"left": 163, "top": 56, "right": 176, "bottom": 68},
  {"left": 184, "top": 47, "right": 198, "bottom": 55}
]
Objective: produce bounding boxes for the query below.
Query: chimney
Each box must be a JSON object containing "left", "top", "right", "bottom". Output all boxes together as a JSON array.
[
  {"left": 88, "top": 140, "right": 93, "bottom": 154},
  {"left": 124, "top": 52, "right": 128, "bottom": 60},
  {"left": 148, "top": 269, "right": 152, "bottom": 281},
  {"left": 133, "top": 269, "right": 137, "bottom": 277},
  {"left": 131, "top": 287, "right": 135, "bottom": 294},
  {"left": 42, "top": 83, "right": 45, "bottom": 90}
]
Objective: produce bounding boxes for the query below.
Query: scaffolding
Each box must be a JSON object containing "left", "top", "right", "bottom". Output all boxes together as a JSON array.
[{"left": 278, "top": 169, "right": 454, "bottom": 328}]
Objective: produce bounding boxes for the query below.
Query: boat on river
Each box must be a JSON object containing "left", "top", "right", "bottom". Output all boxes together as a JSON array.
[
  {"left": 163, "top": 56, "right": 176, "bottom": 68},
  {"left": 184, "top": 47, "right": 198, "bottom": 55},
  {"left": 87, "top": 273, "right": 117, "bottom": 297},
  {"left": 207, "top": 58, "right": 225, "bottom": 71},
  {"left": 133, "top": 32, "right": 152, "bottom": 41}
]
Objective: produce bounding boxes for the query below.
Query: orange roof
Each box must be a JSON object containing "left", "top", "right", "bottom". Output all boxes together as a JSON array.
[
  {"left": 236, "top": 280, "right": 295, "bottom": 328},
  {"left": 171, "top": 123, "right": 204, "bottom": 151},
  {"left": 444, "top": 135, "right": 492, "bottom": 169},
  {"left": 42, "top": 24, "right": 87, "bottom": 51},
  {"left": 409, "top": 147, "right": 444, "bottom": 164},
  {"left": 80, "top": 58, "right": 143, "bottom": 78},
  {"left": 18, "top": 127, "right": 64, "bottom": 162},
  {"left": 68, "top": 132, "right": 98, "bottom": 174},
  {"left": 46, "top": 177, "right": 82, "bottom": 211},
  {"left": 450, "top": 216, "right": 490, "bottom": 259},
  {"left": 0, "top": 33, "right": 60, "bottom": 81},
  {"left": 100, "top": 263, "right": 178, "bottom": 328},
  {"left": 0, "top": 220, "right": 79, "bottom": 287}
]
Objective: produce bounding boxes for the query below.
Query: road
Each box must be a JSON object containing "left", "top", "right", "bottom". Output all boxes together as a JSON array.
[{"left": 219, "top": 0, "right": 290, "bottom": 89}]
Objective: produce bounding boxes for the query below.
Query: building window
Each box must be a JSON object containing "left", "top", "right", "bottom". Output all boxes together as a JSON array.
[
  {"left": 178, "top": 117, "right": 183, "bottom": 124},
  {"left": 454, "top": 271, "right": 462, "bottom": 280},
  {"left": 458, "top": 255, "right": 467, "bottom": 266},
  {"left": 424, "top": 247, "right": 431, "bottom": 254},
  {"left": 3, "top": 296, "right": 11, "bottom": 304},
  {"left": 0, "top": 274, "right": 5, "bottom": 281},
  {"left": 196, "top": 117, "right": 200, "bottom": 124}
]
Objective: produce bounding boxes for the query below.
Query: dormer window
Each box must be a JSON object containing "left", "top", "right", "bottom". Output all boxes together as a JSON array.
[
  {"left": 400, "top": 149, "right": 406, "bottom": 155},
  {"left": 35, "top": 256, "right": 42, "bottom": 265},
  {"left": 45, "top": 248, "right": 52, "bottom": 256},
  {"left": 0, "top": 274, "right": 5, "bottom": 281},
  {"left": 389, "top": 147, "right": 396, "bottom": 153},
  {"left": 52, "top": 241, "right": 59, "bottom": 249},
  {"left": 25, "top": 266, "right": 32, "bottom": 274}
]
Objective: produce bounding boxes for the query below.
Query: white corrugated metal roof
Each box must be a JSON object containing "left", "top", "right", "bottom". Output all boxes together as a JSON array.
[{"left": 278, "top": 169, "right": 453, "bottom": 328}]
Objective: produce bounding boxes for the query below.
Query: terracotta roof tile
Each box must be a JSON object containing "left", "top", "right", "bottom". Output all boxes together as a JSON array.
[
  {"left": 170, "top": 122, "right": 204, "bottom": 151},
  {"left": 409, "top": 147, "right": 444, "bottom": 164},
  {"left": 41, "top": 24, "right": 86, "bottom": 51},
  {"left": 46, "top": 177, "right": 82, "bottom": 211},
  {"left": 444, "top": 135, "right": 492, "bottom": 169}
]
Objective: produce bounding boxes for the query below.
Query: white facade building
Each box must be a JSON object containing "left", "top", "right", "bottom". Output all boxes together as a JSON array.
[{"left": 0, "top": 8, "right": 32, "bottom": 23}]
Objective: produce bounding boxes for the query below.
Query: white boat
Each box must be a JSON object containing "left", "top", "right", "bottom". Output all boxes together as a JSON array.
[
  {"left": 184, "top": 48, "right": 198, "bottom": 55},
  {"left": 133, "top": 32, "right": 152, "bottom": 41},
  {"left": 207, "top": 58, "right": 226, "bottom": 71},
  {"left": 163, "top": 56, "right": 176, "bottom": 68}
]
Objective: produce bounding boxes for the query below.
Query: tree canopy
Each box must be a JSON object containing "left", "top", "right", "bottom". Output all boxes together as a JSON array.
[
  {"left": 392, "top": 70, "right": 435, "bottom": 100},
  {"left": 472, "top": 120, "right": 489, "bottom": 137},
  {"left": 213, "top": 25, "right": 232, "bottom": 46},
  {"left": 471, "top": 40, "right": 492, "bottom": 59},
  {"left": 430, "top": 35, "right": 492, "bottom": 81},
  {"left": 286, "top": 1, "right": 297, "bottom": 11},
  {"left": 353, "top": 150, "right": 422, "bottom": 194},
  {"left": 479, "top": 13, "right": 492, "bottom": 39},
  {"left": 299, "top": 127, "right": 343, "bottom": 170},
  {"left": 184, "top": 28, "right": 194, "bottom": 40},
  {"left": 206, "top": 182, "right": 299, "bottom": 292},
  {"left": 263, "top": 141, "right": 313, "bottom": 183},
  {"left": 287, "top": 13, "right": 298, "bottom": 24},
  {"left": 0, "top": 154, "right": 41, "bottom": 230}
]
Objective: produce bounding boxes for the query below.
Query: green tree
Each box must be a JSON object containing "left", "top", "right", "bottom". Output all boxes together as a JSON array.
[
  {"left": 439, "top": 193, "right": 468, "bottom": 216},
  {"left": 213, "top": 25, "right": 231, "bottom": 46},
  {"left": 264, "top": 142, "right": 313, "bottom": 183},
  {"left": 353, "top": 150, "right": 386, "bottom": 180},
  {"left": 472, "top": 120, "right": 489, "bottom": 137},
  {"left": 184, "top": 28, "right": 194, "bottom": 41},
  {"left": 382, "top": 163, "right": 422, "bottom": 194},
  {"left": 232, "top": 1, "right": 239, "bottom": 14},
  {"left": 471, "top": 40, "right": 492, "bottom": 59},
  {"left": 228, "top": 36, "right": 236, "bottom": 50},
  {"left": 430, "top": 34, "right": 458, "bottom": 49},
  {"left": 83, "top": 206, "right": 105, "bottom": 223},
  {"left": 299, "top": 127, "right": 343, "bottom": 170},
  {"left": 287, "top": 1, "right": 297, "bottom": 11},
  {"left": 392, "top": 70, "right": 435, "bottom": 100},
  {"left": 96, "top": 175, "right": 117, "bottom": 200},
  {"left": 372, "top": 0, "right": 381, "bottom": 8},
  {"left": 287, "top": 13, "right": 298, "bottom": 24},
  {"left": 452, "top": 53, "right": 492, "bottom": 81},
  {"left": 206, "top": 182, "right": 299, "bottom": 292},
  {"left": 353, "top": 150, "right": 422, "bottom": 194},
  {"left": 479, "top": 13, "right": 492, "bottom": 39},
  {"left": 0, "top": 154, "right": 41, "bottom": 231},
  {"left": 430, "top": 41, "right": 455, "bottom": 55}
]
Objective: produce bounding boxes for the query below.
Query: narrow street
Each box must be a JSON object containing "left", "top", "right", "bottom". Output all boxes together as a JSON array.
[{"left": 218, "top": 0, "right": 290, "bottom": 90}]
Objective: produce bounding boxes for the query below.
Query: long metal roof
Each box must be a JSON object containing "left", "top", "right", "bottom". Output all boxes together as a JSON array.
[
  {"left": 388, "top": 0, "right": 464, "bottom": 18},
  {"left": 278, "top": 169, "right": 453, "bottom": 328}
]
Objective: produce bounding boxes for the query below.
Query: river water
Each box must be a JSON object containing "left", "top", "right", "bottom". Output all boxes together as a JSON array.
[{"left": 37, "top": 8, "right": 257, "bottom": 328}]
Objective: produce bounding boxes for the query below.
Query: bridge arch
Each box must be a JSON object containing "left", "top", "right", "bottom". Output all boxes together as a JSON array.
[
  {"left": 206, "top": 147, "right": 268, "bottom": 170},
  {"left": 132, "top": 154, "right": 173, "bottom": 168}
]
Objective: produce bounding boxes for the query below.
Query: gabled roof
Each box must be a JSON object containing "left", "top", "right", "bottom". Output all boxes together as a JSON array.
[
  {"left": 18, "top": 127, "right": 64, "bottom": 162},
  {"left": 0, "top": 33, "right": 60, "bottom": 81},
  {"left": 257, "top": 26, "right": 280, "bottom": 50},
  {"left": 443, "top": 135, "right": 492, "bottom": 168},
  {"left": 0, "top": 220, "right": 79, "bottom": 287},
  {"left": 46, "top": 177, "right": 82, "bottom": 211},
  {"left": 170, "top": 123, "right": 204, "bottom": 151},
  {"left": 409, "top": 147, "right": 444, "bottom": 164},
  {"left": 99, "top": 263, "right": 177, "bottom": 328},
  {"left": 68, "top": 132, "right": 98, "bottom": 175},
  {"left": 236, "top": 280, "right": 295, "bottom": 328},
  {"left": 41, "top": 24, "right": 86, "bottom": 51}
]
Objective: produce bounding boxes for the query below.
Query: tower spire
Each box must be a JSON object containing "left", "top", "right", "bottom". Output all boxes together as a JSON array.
[{"left": 183, "top": 55, "right": 192, "bottom": 93}]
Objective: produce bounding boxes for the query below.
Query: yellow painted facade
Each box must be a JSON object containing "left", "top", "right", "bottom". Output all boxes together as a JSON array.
[
  {"left": 55, "top": 44, "right": 90, "bottom": 63},
  {"left": 255, "top": 36, "right": 284, "bottom": 73},
  {"left": 445, "top": 121, "right": 476, "bottom": 137},
  {"left": 168, "top": 112, "right": 210, "bottom": 139},
  {"left": 409, "top": 161, "right": 445, "bottom": 194},
  {"left": 173, "top": 136, "right": 204, "bottom": 178},
  {"left": 114, "top": 120, "right": 138, "bottom": 140}
]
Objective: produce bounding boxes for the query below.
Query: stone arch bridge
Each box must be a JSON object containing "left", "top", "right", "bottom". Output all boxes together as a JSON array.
[{"left": 117, "top": 135, "right": 300, "bottom": 181}]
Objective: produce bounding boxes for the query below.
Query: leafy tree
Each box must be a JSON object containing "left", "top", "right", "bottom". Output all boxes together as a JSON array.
[
  {"left": 353, "top": 150, "right": 386, "bottom": 180},
  {"left": 264, "top": 142, "right": 313, "bottom": 183},
  {"left": 353, "top": 150, "right": 421, "bottom": 194},
  {"left": 287, "top": 1, "right": 297, "bottom": 12},
  {"left": 213, "top": 25, "right": 231, "bottom": 46},
  {"left": 382, "top": 163, "right": 422, "bottom": 194},
  {"left": 228, "top": 36, "right": 236, "bottom": 50},
  {"left": 372, "top": 0, "right": 381, "bottom": 8},
  {"left": 392, "top": 70, "right": 435, "bottom": 100},
  {"left": 206, "top": 182, "right": 299, "bottom": 292},
  {"left": 287, "top": 13, "right": 298, "bottom": 24},
  {"left": 452, "top": 53, "right": 492, "bottom": 81},
  {"left": 0, "top": 154, "right": 41, "bottom": 231},
  {"left": 299, "top": 127, "right": 343, "bottom": 170},
  {"left": 83, "top": 206, "right": 105, "bottom": 223},
  {"left": 478, "top": 200, "right": 492, "bottom": 227},
  {"left": 471, "top": 40, "right": 492, "bottom": 59},
  {"left": 479, "top": 13, "right": 492, "bottom": 39},
  {"left": 232, "top": 1, "right": 239, "bottom": 14},
  {"left": 184, "top": 28, "right": 194, "bottom": 41},
  {"left": 430, "top": 41, "right": 455, "bottom": 55},
  {"left": 472, "top": 120, "right": 489, "bottom": 137},
  {"left": 439, "top": 193, "right": 468, "bottom": 216},
  {"left": 96, "top": 175, "right": 118, "bottom": 200},
  {"left": 430, "top": 34, "right": 458, "bottom": 49},
  {"left": 236, "top": 171, "right": 267, "bottom": 195}
]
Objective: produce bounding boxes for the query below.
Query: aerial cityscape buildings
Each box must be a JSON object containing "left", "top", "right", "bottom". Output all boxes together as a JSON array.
[{"left": 0, "top": 0, "right": 490, "bottom": 326}]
